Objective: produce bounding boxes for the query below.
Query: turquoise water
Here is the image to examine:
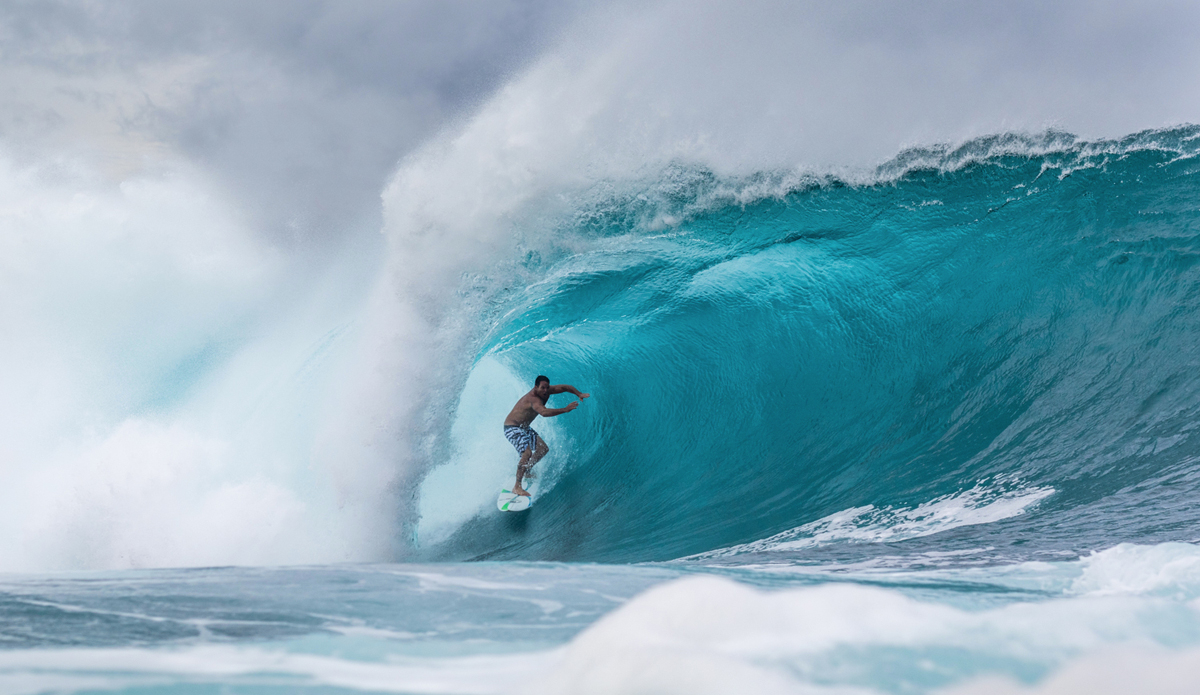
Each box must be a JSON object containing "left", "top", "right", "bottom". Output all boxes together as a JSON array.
[
  {"left": 10, "top": 128, "right": 1200, "bottom": 693},
  {"left": 427, "top": 128, "right": 1200, "bottom": 567}
]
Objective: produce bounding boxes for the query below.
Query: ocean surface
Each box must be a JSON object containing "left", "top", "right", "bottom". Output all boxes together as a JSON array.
[{"left": 8, "top": 127, "right": 1200, "bottom": 693}]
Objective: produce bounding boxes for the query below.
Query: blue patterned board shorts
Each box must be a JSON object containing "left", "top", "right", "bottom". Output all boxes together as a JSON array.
[{"left": 504, "top": 425, "right": 541, "bottom": 454}]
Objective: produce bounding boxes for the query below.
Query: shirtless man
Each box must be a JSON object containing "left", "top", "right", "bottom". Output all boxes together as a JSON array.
[{"left": 503, "top": 375, "right": 589, "bottom": 497}]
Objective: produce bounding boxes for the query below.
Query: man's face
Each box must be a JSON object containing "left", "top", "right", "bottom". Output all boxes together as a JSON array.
[{"left": 534, "top": 381, "right": 550, "bottom": 399}]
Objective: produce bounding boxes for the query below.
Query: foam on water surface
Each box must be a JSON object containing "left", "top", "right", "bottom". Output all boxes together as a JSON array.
[
  {"left": 688, "top": 481, "right": 1056, "bottom": 562},
  {"left": 5, "top": 547, "right": 1200, "bottom": 694}
]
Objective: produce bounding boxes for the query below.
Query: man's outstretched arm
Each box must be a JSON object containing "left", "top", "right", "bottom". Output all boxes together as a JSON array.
[
  {"left": 550, "top": 384, "right": 590, "bottom": 399},
  {"left": 533, "top": 400, "right": 580, "bottom": 417}
]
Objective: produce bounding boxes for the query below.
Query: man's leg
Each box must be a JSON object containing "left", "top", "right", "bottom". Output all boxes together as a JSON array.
[
  {"left": 525, "top": 439, "right": 550, "bottom": 480},
  {"left": 513, "top": 447, "right": 534, "bottom": 496},
  {"left": 530, "top": 438, "right": 549, "bottom": 466}
]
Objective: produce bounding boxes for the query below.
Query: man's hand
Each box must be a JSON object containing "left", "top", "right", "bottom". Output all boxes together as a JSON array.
[
  {"left": 580, "top": 393, "right": 590, "bottom": 399},
  {"left": 566, "top": 401, "right": 579, "bottom": 412}
]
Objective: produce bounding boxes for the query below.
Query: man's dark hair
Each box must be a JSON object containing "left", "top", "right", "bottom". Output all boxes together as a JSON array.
[{"left": 535, "top": 375, "right": 550, "bottom": 387}]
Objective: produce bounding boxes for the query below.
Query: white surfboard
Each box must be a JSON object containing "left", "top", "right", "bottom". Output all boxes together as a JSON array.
[{"left": 497, "top": 489, "right": 531, "bottom": 512}]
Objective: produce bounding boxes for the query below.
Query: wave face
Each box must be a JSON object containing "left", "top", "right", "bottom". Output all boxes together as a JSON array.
[{"left": 422, "top": 127, "right": 1200, "bottom": 563}]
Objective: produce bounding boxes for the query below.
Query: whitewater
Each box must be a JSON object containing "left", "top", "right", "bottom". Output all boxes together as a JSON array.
[{"left": 6, "top": 2, "right": 1200, "bottom": 693}]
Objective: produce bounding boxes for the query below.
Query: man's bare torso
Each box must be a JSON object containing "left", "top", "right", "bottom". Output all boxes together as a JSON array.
[{"left": 504, "top": 391, "right": 546, "bottom": 428}]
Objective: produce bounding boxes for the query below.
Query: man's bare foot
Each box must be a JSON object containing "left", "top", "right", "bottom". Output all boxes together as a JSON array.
[{"left": 512, "top": 485, "right": 531, "bottom": 497}]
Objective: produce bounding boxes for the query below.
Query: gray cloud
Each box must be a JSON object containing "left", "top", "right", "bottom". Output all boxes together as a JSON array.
[{"left": 0, "top": 0, "right": 592, "bottom": 247}]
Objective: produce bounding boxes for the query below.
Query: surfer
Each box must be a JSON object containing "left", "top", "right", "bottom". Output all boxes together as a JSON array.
[{"left": 503, "top": 375, "right": 589, "bottom": 497}]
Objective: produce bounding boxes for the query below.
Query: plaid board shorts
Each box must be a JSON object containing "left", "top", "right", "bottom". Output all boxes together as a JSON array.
[{"left": 504, "top": 425, "right": 541, "bottom": 454}]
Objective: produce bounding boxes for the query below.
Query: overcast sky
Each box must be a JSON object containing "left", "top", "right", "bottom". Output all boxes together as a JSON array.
[
  {"left": 2, "top": 0, "right": 1198, "bottom": 249},
  {"left": 0, "top": 0, "right": 592, "bottom": 248}
]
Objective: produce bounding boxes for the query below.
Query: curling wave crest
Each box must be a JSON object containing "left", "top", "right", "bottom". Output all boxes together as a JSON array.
[{"left": 419, "top": 126, "right": 1200, "bottom": 566}]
